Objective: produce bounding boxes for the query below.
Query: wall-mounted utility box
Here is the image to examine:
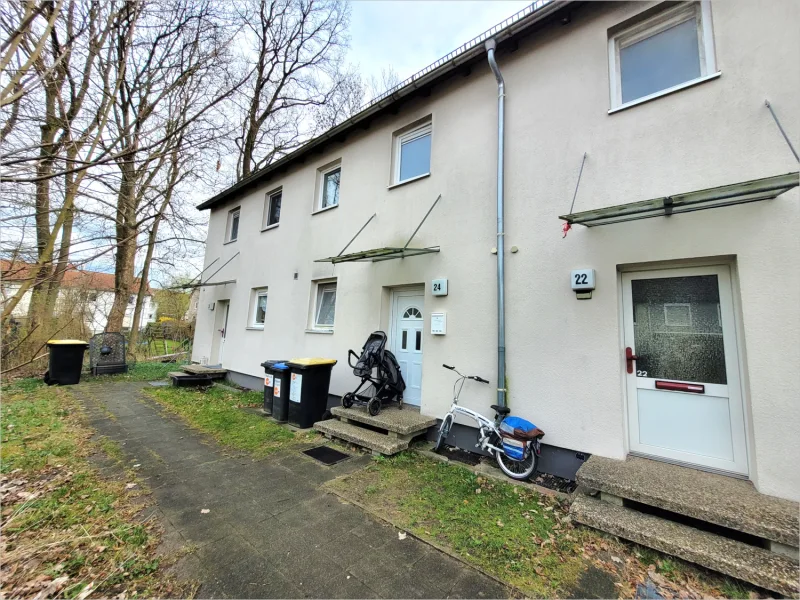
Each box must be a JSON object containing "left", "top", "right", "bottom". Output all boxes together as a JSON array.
[
  {"left": 431, "top": 312, "right": 447, "bottom": 335},
  {"left": 432, "top": 278, "right": 448, "bottom": 296}
]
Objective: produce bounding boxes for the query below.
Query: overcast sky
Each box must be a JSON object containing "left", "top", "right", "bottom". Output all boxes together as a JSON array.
[{"left": 347, "top": 1, "right": 531, "bottom": 84}]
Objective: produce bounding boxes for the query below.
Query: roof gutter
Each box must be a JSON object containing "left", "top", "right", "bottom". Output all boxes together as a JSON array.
[{"left": 197, "top": 0, "right": 570, "bottom": 211}]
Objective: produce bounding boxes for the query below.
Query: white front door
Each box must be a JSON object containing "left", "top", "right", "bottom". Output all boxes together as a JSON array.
[
  {"left": 622, "top": 266, "right": 748, "bottom": 475},
  {"left": 212, "top": 300, "right": 229, "bottom": 366},
  {"left": 391, "top": 288, "right": 424, "bottom": 406}
]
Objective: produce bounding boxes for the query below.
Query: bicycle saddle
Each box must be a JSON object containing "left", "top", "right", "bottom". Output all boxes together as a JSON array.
[{"left": 491, "top": 404, "right": 511, "bottom": 416}]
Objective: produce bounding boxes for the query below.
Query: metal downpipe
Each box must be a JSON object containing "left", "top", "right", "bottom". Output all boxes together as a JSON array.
[{"left": 485, "top": 38, "right": 507, "bottom": 408}]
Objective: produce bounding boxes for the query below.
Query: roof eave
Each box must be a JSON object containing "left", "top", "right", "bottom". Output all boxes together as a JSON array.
[{"left": 196, "top": 0, "right": 571, "bottom": 211}]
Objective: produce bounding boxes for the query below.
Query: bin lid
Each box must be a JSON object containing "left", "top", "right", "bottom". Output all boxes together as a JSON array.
[
  {"left": 272, "top": 362, "right": 290, "bottom": 371},
  {"left": 289, "top": 358, "right": 338, "bottom": 367},
  {"left": 47, "top": 339, "right": 88, "bottom": 345}
]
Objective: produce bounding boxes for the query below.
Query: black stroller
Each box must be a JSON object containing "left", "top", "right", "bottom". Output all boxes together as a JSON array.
[{"left": 343, "top": 331, "right": 406, "bottom": 416}]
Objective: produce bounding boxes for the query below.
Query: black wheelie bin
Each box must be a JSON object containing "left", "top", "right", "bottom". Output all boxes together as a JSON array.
[
  {"left": 286, "top": 358, "right": 338, "bottom": 428},
  {"left": 44, "top": 339, "right": 89, "bottom": 385}
]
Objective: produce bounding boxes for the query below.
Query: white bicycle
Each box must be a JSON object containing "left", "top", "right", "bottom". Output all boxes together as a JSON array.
[{"left": 434, "top": 364, "right": 545, "bottom": 481}]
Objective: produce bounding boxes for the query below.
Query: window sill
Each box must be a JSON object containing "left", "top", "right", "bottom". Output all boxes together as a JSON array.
[
  {"left": 305, "top": 328, "right": 334, "bottom": 334},
  {"left": 246, "top": 326, "right": 264, "bottom": 331},
  {"left": 608, "top": 72, "right": 722, "bottom": 114},
  {"left": 312, "top": 204, "right": 338, "bottom": 216},
  {"left": 261, "top": 223, "right": 279, "bottom": 232},
  {"left": 388, "top": 172, "right": 430, "bottom": 190},
  {"left": 223, "top": 239, "right": 237, "bottom": 245}
]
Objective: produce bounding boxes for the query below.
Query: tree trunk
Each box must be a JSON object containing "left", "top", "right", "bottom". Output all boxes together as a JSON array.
[
  {"left": 26, "top": 71, "right": 59, "bottom": 331},
  {"left": 105, "top": 160, "right": 138, "bottom": 332},
  {"left": 44, "top": 145, "right": 79, "bottom": 324}
]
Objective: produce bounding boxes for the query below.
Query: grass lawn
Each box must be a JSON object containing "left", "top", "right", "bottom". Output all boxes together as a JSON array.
[
  {"left": 326, "top": 453, "right": 761, "bottom": 599},
  {"left": 0, "top": 380, "right": 186, "bottom": 598},
  {"left": 83, "top": 360, "right": 184, "bottom": 383},
  {"left": 144, "top": 385, "right": 318, "bottom": 457}
]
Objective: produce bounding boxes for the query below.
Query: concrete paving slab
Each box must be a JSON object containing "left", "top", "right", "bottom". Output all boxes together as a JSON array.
[{"left": 71, "top": 381, "right": 517, "bottom": 599}]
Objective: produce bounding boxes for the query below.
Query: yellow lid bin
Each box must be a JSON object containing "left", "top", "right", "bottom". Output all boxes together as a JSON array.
[
  {"left": 289, "top": 357, "right": 338, "bottom": 366},
  {"left": 45, "top": 340, "right": 89, "bottom": 386},
  {"left": 286, "top": 358, "right": 338, "bottom": 428}
]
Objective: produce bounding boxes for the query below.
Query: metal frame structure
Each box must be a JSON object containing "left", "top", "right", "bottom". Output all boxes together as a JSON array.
[
  {"left": 316, "top": 195, "right": 442, "bottom": 264},
  {"left": 559, "top": 172, "right": 799, "bottom": 228}
]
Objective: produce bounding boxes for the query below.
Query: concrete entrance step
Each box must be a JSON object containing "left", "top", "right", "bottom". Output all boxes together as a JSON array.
[
  {"left": 182, "top": 364, "right": 227, "bottom": 380},
  {"left": 571, "top": 494, "right": 799, "bottom": 597},
  {"left": 331, "top": 405, "right": 436, "bottom": 440},
  {"left": 314, "top": 418, "right": 408, "bottom": 456},
  {"left": 577, "top": 456, "right": 799, "bottom": 548}
]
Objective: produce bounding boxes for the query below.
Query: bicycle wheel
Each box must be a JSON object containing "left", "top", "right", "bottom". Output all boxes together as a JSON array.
[
  {"left": 433, "top": 414, "right": 453, "bottom": 453},
  {"left": 496, "top": 445, "right": 538, "bottom": 481}
]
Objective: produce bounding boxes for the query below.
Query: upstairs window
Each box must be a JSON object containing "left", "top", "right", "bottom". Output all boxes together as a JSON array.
[
  {"left": 263, "top": 189, "right": 282, "bottom": 229},
  {"left": 317, "top": 163, "right": 341, "bottom": 211},
  {"left": 609, "top": 2, "right": 717, "bottom": 110},
  {"left": 393, "top": 121, "right": 432, "bottom": 184},
  {"left": 226, "top": 207, "right": 240, "bottom": 242}
]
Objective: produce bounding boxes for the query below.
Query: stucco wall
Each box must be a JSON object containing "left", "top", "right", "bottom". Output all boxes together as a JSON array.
[{"left": 193, "top": 1, "right": 800, "bottom": 500}]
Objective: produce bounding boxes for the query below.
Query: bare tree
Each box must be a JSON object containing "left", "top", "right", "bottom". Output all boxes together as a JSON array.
[
  {"left": 313, "top": 65, "right": 401, "bottom": 130},
  {"left": 103, "top": 0, "right": 239, "bottom": 333},
  {"left": 1, "top": 0, "right": 136, "bottom": 327},
  {"left": 235, "top": 0, "right": 350, "bottom": 180}
]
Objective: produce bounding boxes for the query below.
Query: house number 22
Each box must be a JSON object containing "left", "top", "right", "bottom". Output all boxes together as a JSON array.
[{"left": 636, "top": 370, "right": 648, "bottom": 377}]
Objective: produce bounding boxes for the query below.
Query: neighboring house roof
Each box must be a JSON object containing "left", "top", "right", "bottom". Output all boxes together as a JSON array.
[
  {"left": 0, "top": 260, "right": 152, "bottom": 295},
  {"left": 196, "top": 0, "right": 569, "bottom": 211}
]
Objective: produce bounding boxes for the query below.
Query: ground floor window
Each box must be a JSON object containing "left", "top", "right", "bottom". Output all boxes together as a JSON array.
[
  {"left": 249, "top": 287, "right": 268, "bottom": 329},
  {"left": 313, "top": 281, "right": 337, "bottom": 329}
]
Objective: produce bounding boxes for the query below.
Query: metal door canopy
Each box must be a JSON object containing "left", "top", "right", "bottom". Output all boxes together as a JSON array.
[
  {"left": 316, "top": 246, "right": 440, "bottom": 264},
  {"left": 560, "top": 172, "right": 798, "bottom": 227},
  {"left": 316, "top": 194, "right": 442, "bottom": 264}
]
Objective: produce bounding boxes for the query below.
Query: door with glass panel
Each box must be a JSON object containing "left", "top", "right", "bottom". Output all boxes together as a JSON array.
[
  {"left": 391, "top": 288, "right": 424, "bottom": 406},
  {"left": 622, "top": 266, "right": 748, "bottom": 475}
]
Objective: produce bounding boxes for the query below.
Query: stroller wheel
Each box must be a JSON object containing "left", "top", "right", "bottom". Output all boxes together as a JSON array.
[
  {"left": 367, "top": 398, "right": 381, "bottom": 416},
  {"left": 342, "top": 393, "right": 355, "bottom": 409}
]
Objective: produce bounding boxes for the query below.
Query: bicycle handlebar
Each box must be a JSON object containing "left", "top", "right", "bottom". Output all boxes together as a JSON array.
[{"left": 442, "top": 364, "right": 489, "bottom": 383}]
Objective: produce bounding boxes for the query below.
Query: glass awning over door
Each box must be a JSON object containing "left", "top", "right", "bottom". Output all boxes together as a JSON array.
[{"left": 559, "top": 172, "right": 798, "bottom": 227}]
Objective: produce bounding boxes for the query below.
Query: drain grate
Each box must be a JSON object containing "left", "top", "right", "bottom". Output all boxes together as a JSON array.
[{"left": 303, "top": 446, "right": 351, "bottom": 466}]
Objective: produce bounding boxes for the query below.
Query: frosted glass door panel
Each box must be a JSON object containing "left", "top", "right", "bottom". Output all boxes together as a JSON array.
[{"left": 632, "top": 275, "right": 726, "bottom": 384}]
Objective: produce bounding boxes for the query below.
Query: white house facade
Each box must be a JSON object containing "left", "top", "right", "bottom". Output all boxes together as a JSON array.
[{"left": 192, "top": 1, "right": 800, "bottom": 502}]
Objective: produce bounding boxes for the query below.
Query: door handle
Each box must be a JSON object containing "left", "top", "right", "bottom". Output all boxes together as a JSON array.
[{"left": 625, "top": 347, "right": 639, "bottom": 374}]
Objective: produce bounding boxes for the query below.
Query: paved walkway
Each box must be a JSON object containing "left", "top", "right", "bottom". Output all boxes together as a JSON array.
[{"left": 72, "top": 382, "right": 510, "bottom": 599}]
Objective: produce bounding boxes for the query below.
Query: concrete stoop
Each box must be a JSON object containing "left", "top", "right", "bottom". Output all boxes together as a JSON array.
[
  {"left": 313, "top": 405, "right": 436, "bottom": 456},
  {"left": 182, "top": 364, "right": 227, "bottom": 380},
  {"left": 571, "top": 495, "right": 799, "bottom": 597},
  {"left": 570, "top": 456, "right": 800, "bottom": 596}
]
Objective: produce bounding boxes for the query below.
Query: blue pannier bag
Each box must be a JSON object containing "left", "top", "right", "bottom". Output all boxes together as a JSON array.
[{"left": 499, "top": 416, "right": 539, "bottom": 461}]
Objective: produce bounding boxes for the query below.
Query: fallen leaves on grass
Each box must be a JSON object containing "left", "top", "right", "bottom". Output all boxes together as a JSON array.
[{"left": 1, "top": 384, "right": 187, "bottom": 599}]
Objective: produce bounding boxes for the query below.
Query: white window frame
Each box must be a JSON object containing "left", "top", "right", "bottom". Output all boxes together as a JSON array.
[
  {"left": 263, "top": 188, "right": 282, "bottom": 230},
  {"left": 392, "top": 121, "right": 432, "bottom": 185},
  {"left": 313, "top": 281, "right": 337, "bottom": 330},
  {"left": 226, "top": 207, "right": 241, "bottom": 243},
  {"left": 249, "top": 288, "right": 268, "bottom": 329},
  {"left": 608, "top": 1, "right": 718, "bottom": 112},
  {"left": 316, "top": 163, "right": 341, "bottom": 213}
]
